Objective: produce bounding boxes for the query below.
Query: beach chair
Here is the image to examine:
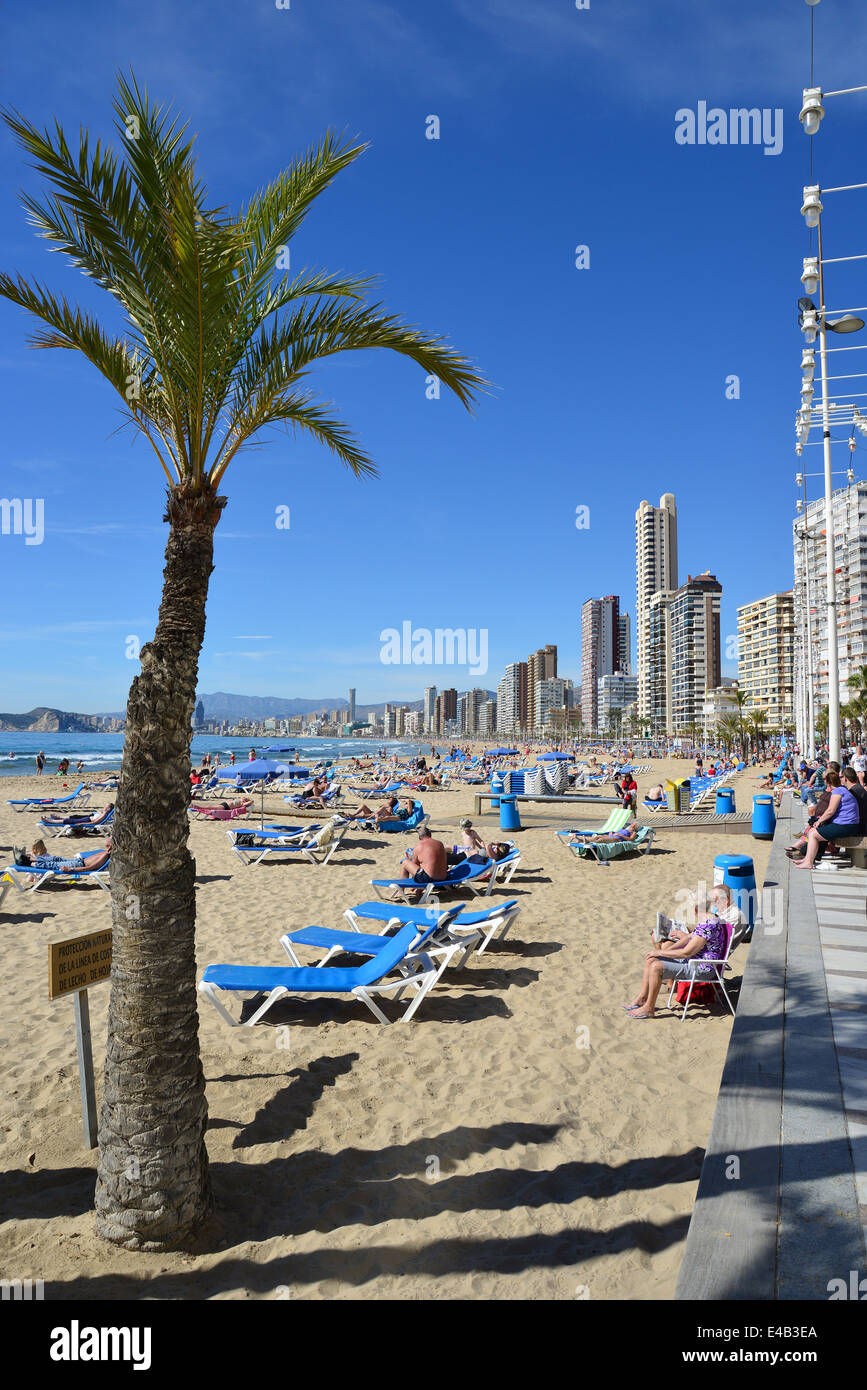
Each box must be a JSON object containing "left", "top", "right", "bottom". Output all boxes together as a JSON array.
[
  {"left": 666, "top": 920, "right": 737, "bottom": 1022},
  {"left": 280, "top": 904, "right": 481, "bottom": 992},
  {"left": 371, "top": 856, "right": 496, "bottom": 903},
  {"left": 37, "top": 805, "right": 114, "bottom": 836},
  {"left": 285, "top": 783, "right": 343, "bottom": 810},
  {"left": 569, "top": 826, "right": 655, "bottom": 863},
  {"left": 343, "top": 897, "right": 520, "bottom": 956},
  {"left": 3, "top": 860, "right": 111, "bottom": 892},
  {"left": 554, "top": 808, "right": 631, "bottom": 846},
  {"left": 198, "top": 921, "right": 442, "bottom": 1026},
  {"left": 7, "top": 782, "right": 90, "bottom": 814},
  {"left": 228, "top": 820, "right": 347, "bottom": 866}
]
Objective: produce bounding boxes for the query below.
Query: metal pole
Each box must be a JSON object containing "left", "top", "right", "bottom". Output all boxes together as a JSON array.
[
  {"left": 818, "top": 220, "right": 841, "bottom": 762},
  {"left": 804, "top": 530, "right": 816, "bottom": 758},
  {"left": 73, "top": 989, "right": 98, "bottom": 1148}
]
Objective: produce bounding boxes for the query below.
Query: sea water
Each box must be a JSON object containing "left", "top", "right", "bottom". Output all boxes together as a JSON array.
[{"left": 0, "top": 731, "right": 442, "bottom": 777}]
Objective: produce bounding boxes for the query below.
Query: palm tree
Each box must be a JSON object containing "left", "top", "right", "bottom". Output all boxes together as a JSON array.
[
  {"left": 724, "top": 687, "right": 751, "bottom": 756},
  {"left": 717, "top": 715, "right": 740, "bottom": 758},
  {"left": 0, "top": 77, "right": 486, "bottom": 1251},
  {"left": 745, "top": 709, "right": 767, "bottom": 759}
]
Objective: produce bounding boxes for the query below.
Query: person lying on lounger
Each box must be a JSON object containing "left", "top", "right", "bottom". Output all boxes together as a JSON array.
[
  {"left": 645, "top": 784, "right": 665, "bottom": 803},
  {"left": 25, "top": 838, "right": 111, "bottom": 872},
  {"left": 343, "top": 795, "right": 401, "bottom": 826},
  {"left": 40, "top": 803, "right": 113, "bottom": 827},
  {"left": 570, "top": 822, "right": 642, "bottom": 846}
]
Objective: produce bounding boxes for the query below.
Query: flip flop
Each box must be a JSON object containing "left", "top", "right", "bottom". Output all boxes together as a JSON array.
[
  {"left": 628, "top": 1012, "right": 653, "bottom": 1020},
  {"left": 621, "top": 1003, "right": 642, "bottom": 1011}
]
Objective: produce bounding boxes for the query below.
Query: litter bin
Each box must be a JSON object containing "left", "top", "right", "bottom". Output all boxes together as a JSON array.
[
  {"left": 715, "top": 787, "right": 735, "bottom": 815},
  {"left": 499, "top": 795, "right": 521, "bottom": 831},
  {"left": 666, "top": 778, "right": 690, "bottom": 813},
  {"left": 752, "top": 795, "right": 776, "bottom": 840},
  {"left": 490, "top": 771, "right": 505, "bottom": 810},
  {"left": 714, "top": 853, "right": 756, "bottom": 931}
]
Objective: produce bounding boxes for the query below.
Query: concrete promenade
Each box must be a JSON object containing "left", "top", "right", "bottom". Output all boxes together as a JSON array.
[{"left": 675, "top": 799, "right": 867, "bottom": 1300}]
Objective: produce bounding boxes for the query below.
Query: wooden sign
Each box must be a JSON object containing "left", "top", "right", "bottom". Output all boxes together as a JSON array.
[{"left": 48, "top": 929, "right": 112, "bottom": 1000}]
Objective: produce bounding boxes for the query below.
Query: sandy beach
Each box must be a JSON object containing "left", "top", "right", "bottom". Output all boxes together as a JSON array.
[{"left": 0, "top": 757, "right": 771, "bottom": 1300}]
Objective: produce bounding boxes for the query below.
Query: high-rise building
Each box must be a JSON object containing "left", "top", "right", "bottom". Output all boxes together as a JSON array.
[
  {"left": 348, "top": 688, "right": 356, "bottom": 723},
  {"left": 480, "top": 699, "right": 497, "bottom": 736},
  {"left": 646, "top": 590, "right": 674, "bottom": 734},
  {"left": 423, "top": 685, "right": 437, "bottom": 733},
  {"left": 580, "top": 596, "right": 620, "bottom": 733},
  {"left": 737, "top": 592, "right": 795, "bottom": 731},
  {"left": 441, "top": 688, "right": 458, "bottom": 723},
  {"left": 618, "top": 612, "right": 632, "bottom": 674},
  {"left": 670, "top": 572, "right": 722, "bottom": 731},
  {"left": 496, "top": 663, "right": 526, "bottom": 735},
  {"left": 635, "top": 493, "right": 678, "bottom": 722},
  {"left": 793, "top": 482, "right": 867, "bottom": 750},
  {"left": 526, "top": 646, "right": 557, "bottom": 731},
  {"left": 536, "top": 676, "right": 569, "bottom": 731},
  {"left": 597, "top": 672, "right": 639, "bottom": 730},
  {"left": 194, "top": 699, "right": 204, "bottom": 728}
]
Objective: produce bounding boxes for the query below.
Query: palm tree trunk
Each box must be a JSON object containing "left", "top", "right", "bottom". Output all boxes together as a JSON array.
[{"left": 95, "top": 482, "right": 225, "bottom": 1250}]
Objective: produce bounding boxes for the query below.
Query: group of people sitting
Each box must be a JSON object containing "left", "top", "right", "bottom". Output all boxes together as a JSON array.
[
  {"left": 344, "top": 795, "right": 418, "bottom": 827},
  {"left": 784, "top": 764, "right": 867, "bottom": 868},
  {"left": 395, "top": 821, "right": 511, "bottom": 889}
]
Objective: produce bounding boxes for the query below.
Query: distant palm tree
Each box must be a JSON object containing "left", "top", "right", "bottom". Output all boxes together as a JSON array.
[
  {"left": 724, "top": 687, "right": 751, "bottom": 755},
  {"left": 717, "top": 714, "right": 740, "bottom": 757},
  {"left": 0, "top": 76, "right": 486, "bottom": 1252}
]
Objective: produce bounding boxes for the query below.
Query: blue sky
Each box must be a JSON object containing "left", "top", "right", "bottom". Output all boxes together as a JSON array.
[{"left": 2, "top": 0, "right": 867, "bottom": 711}]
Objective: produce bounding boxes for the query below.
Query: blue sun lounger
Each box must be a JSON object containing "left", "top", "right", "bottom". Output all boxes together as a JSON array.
[
  {"left": 38, "top": 805, "right": 114, "bottom": 836},
  {"left": 3, "top": 859, "right": 111, "bottom": 892},
  {"left": 371, "top": 856, "right": 496, "bottom": 903},
  {"left": 7, "top": 782, "right": 90, "bottom": 813},
  {"left": 279, "top": 904, "right": 480, "bottom": 989},
  {"left": 199, "top": 920, "right": 441, "bottom": 1025},
  {"left": 343, "top": 897, "right": 521, "bottom": 955}
]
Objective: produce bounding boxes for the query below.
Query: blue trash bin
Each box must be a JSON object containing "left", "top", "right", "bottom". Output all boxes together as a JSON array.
[
  {"left": 490, "top": 771, "right": 505, "bottom": 810},
  {"left": 499, "top": 795, "right": 521, "bottom": 831},
  {"left": 752, "top": 795, "right": 776, "bottom": 840},
  {"left": 715, "top": 787, "right": 735, "bottom": 815},
  {"left": 714, "top": 853, "right": 756, "bottom": 930}
]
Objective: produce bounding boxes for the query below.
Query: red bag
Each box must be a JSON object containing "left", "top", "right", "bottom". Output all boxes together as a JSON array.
[{"left": 675, "top": 981, "right": 715, "bottom": 1004}]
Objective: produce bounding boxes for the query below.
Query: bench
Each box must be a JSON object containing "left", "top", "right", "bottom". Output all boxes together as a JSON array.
[
  {"left": 832, "top": 835, "right": 867, "bottom": 869},
  {"left": 473, "top": 792, "right": 621, "bottom": 816}
]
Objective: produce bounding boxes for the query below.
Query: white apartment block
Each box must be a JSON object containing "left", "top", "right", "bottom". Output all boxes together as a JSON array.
[
  {"left": 635, "top": 493, "right": 678, "bottom": 722},
  {"left": 736, "top": 592, "right": 795, "bottom": 731}
]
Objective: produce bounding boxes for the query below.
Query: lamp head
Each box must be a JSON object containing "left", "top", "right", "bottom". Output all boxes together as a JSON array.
[{"left": 827, "top": 315, "right": 865, "bottom": 335}]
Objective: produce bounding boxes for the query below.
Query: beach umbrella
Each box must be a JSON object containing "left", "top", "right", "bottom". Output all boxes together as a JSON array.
[
  {"left": 213, "top": 758, "right": 292, "bottom": 827},
  {"left": 488, "top": 747, "right": 519, "bottom": 757},
  {"left": 537, "top": 752, "right": 572, "bottom": 761}
]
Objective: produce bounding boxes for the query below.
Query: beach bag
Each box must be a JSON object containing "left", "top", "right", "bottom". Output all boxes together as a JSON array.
[
  {"left": 675, "top": 980, "right": 715, "bottom": 1005},
  {"left": 13, "top": 846, "right": 30, "bottom": 866}
]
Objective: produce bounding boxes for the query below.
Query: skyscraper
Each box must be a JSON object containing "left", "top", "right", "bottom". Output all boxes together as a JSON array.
[
  {"left": 348, "top": 688, "right": 356, "bottom": 723},
  {"left": 423, "top": 685, "right": 437, "bottom": 733},
  {"left": 194, "top": 699, "right": 204, "bottom": 728},
  {"left": 635, "top": 493, "right": 678, "bottom": 722},
  {"left": 527, "top": 645, "right": 557, "bottom": 731},
  {"left": 580, "top": 596, "right": 620, "bottom": 733},
  {"left": 497, "top": 662, "right": 526, "bottom": 735},
  {"left": 670, "top": 572, "right": 722, "bottom": 730},
  {"left": 737, "top": 593, "right": 795, "bottom": 731},
  {"left": 618, "top": 612, "right": 631, "bottom": 674}
]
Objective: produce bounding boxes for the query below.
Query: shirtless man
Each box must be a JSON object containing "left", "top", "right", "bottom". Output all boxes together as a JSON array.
[{"left": 398, "top": 826, "right": 448, "bottom": 885}]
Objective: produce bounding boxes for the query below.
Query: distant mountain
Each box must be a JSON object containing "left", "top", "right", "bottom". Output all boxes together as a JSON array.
[{"left": 0, "top": 707, "right": 97, "bottom": 732}]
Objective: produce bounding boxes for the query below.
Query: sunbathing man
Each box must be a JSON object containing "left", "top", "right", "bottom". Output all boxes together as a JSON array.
[
  {"left": 40, "top": 802, "right": 113, "bottom": 827},
  {"left": 623, "top": 889, "right": 729, "bottom": 1019},
  {"left": 397, "top": 826, "right": 448, "bottom": 887},
  {"left": 645, "top": 784, "right": 665, "bottom": 803}
]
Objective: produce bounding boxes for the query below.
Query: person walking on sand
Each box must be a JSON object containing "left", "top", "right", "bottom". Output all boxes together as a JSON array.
[{"left": 35, "top": 750, "right": 45, "bottom": 775}]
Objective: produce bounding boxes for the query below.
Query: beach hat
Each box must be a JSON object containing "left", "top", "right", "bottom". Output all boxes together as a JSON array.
[{"left": 460, "top": 817, "right": 472, "bottom": 827}]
